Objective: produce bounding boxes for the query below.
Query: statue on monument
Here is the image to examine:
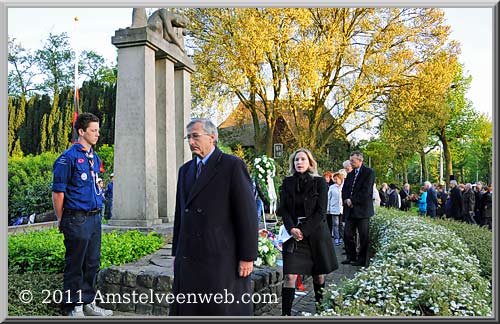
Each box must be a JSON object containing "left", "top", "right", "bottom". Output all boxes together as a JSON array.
[{"left": 146, "top": 8, "right": 189, "bottom": 52}]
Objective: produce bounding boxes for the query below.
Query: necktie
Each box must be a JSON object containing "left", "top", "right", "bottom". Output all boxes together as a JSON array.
[
  {"left": 351, "top": 168, "right": 359, "bottom": 196},
  {"left": 196, "top": 161, "right": 203, "bottom": 179}
]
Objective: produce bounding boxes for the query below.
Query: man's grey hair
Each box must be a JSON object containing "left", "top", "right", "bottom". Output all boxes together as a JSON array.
[
  {"left": 350, "top": 151, "right": 364, "bottom": 161},
  {"left": 186, "top": 118, "right": 218, "bottom": 144},
  {"left": 342, "top": 160, "right": 351, "bottom": 168},
  {"left": 465, "top": 183, "right": 472, "bottom": 190},
  {"left": 424, "top": 181, "right": 432, "bottom": 188},
  {"left": 450, "top": 180, "right": 458, "bottom": 186}
]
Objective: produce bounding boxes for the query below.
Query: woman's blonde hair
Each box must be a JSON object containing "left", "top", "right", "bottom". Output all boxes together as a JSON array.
[{"left": 288, "top": 148, "right": 319, "bottom": 176}]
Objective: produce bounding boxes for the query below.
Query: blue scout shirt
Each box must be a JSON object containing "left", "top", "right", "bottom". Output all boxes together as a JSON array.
[{"left": 52, "top": 143, "right": 104, "bottom": 212}]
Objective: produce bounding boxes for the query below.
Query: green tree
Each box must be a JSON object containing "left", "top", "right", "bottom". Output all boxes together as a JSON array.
[
  {"left": 434, "top": 65, "right": 475, "bottom": 184},
  {"left": 381, "top": 51, "right": 458, "bottom": 184},
  {"left": 8, "top": 37, "right": 41, "bottom": 97}
]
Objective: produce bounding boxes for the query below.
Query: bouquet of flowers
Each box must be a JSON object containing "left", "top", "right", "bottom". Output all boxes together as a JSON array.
[
  {"left": 253, "top": 155, "right": 277, "bottom": 206},
  {"left": 254, "top": 155, "right": 276, "bottom": 179},
  {"left": 255, "top": 229, "right": 280, "bottom": 266}
]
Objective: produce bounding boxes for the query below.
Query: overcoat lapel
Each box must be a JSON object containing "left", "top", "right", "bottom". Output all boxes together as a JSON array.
[{"left": 186, "top": 147, "right": 222, "bottom": 206}]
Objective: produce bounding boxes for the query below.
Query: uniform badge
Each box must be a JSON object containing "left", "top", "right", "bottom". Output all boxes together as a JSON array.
[
  {"left": 81, "top": 173, "right": 88, "bottom": 181},
  {"left": 78, "top": 158, "right": 85, "bottom": 163}
]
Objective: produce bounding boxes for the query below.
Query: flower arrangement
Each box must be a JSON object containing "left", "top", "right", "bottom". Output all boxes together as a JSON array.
[
  {"left": 254, "top": 155, "right": 276, "bottom": 180},
  {"left": 317, "top": 208, "right": 492, "bottom": 317},
  {"left": 255, "top": 229, "right": 280, "bottom": 267}
]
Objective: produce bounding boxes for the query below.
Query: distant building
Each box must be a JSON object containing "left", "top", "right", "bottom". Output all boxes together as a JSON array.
[{"left": 218, "top": 100, "right": 349, "bottom": 162}]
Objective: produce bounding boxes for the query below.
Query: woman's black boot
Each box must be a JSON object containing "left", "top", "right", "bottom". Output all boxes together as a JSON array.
[
  {"left": 281, "top": 287, "right": 295, "bottom": 316},
  {"left": 314, "top": 282, "right": 326, "bottom": 313}
]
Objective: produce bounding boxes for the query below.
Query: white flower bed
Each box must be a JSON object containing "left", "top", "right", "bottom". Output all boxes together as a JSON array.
[{"left": 318, "top": 209, "right": 492, "bottom": 317}]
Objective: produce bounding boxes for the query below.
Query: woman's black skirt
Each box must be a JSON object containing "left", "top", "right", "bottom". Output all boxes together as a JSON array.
[{"left": 283, "top": 237, "right": 332, "bottom": 275}]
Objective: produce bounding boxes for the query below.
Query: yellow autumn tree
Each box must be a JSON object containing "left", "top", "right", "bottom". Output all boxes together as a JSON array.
[{"left": 187, "top": 8, "right": 456, "bottom": 156}]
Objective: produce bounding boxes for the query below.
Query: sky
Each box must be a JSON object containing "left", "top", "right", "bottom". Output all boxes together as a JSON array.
[{"left": 7, "top": 7, "right": 494, "bottom": 119}]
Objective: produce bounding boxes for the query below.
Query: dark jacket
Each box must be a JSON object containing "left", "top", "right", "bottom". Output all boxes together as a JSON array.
[
  {"left": 171, "top": 147, "right": 258, "bottom": 316},
  {"left": 379, "top": 189, "right": 389, "bottom": 207},
  {"left": 277, "top": 174, "right": 338, "bottom": 273},
  {"left": 341, "top": 165, "right": 375, "bottom": 219},
  {"left": 388, "top": 190, "right": 400, "bottom": 209},
  {"left": 449, "top": 186, "right": 463, "bottom": 220},
  {"left": 426, "top": 187, "right": 438, "bottom": 212},
  {"left": 462, "top": 189, "right": 475, "bottom": 216},
  {"left": 483, "top": 192, "right": 492, "bottom": 218}
]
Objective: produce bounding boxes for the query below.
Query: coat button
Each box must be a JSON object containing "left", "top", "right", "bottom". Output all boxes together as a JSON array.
[
  {"left": 185, "top": 208, "right": 189, "bottom": 213},
  {"left": 196, "top": 208, "right": 202, "bottom": 213}
]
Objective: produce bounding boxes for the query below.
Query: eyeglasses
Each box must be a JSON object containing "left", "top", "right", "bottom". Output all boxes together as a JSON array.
[{"left": 184, "top": 133, "right": 209, "bottom": 140}]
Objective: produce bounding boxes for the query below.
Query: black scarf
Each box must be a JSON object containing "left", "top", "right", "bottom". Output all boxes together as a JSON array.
[{"left": 294, "top": 172, "right": 311, "bottom": 193}]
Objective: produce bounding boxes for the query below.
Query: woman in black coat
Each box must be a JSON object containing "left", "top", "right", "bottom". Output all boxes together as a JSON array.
[{"left": 277, "top": 148, "right": 338, "bottom": 315}]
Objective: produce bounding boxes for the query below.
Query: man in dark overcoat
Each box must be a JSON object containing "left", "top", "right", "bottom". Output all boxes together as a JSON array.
[
  {"left": 341, "top": 151, "right": 375, "bottom": 267},
  {"left": 448, "top": 180, "right": 463, "bottom": 221},
  {"left": 170, "top": 118, "right": 258, "bottom": 316}
]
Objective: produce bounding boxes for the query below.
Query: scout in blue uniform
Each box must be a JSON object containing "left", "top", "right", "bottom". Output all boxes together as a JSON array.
[{"left": 52, "top": 112, "right": 112, "bottom": 317}]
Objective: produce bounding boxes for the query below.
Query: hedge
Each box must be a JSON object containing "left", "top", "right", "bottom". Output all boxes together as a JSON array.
[
  {"left": 9, "top": 228, "right": 164, "bottom": 273},
  {"left": 318, "top": 208, "right": 492, "bottom": 317}
]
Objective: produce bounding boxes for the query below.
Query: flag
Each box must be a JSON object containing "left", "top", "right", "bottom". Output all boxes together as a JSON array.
[{"left": 71, "top": 16, "right": 80, "bottom": 143}]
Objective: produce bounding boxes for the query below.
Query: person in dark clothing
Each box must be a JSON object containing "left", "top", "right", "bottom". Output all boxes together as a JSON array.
[
  {"left": 482, "top": 186, "right": 492, "bottom": 230},
  {"left": 278, "top": 148, "right": 338, "bottom": 316},
  {"left": 323, "top": 171, "right": 334, "bottom": 236},
  {"left": 436, "top": 185, "right": 448, "bottom": 218},
  {"left": 474, "top": 182, "right": 485, "bottom": 225},
  {"left": 341, "top": 151, "right": 375, "bottom": 268},
  {"left": 448, "top": 180, "right": 463, "bottom": 221},
  {"left": 170, "top": 119, "right": 258, "bottom": 316},
  {"left": 400, "top": 183, "right": 412, "bottom": 211},
  {"left": 387, "top": 184, "right": 400, "bottom": 209},
  {"left": 379, "top": 183, "right": 389, "bottom": 208},
  {"left": 462, "top": 183, "right": 476, "bottom": 224},
  {"left": 425, "top": 181, "right": 438, "bottom": 218}
]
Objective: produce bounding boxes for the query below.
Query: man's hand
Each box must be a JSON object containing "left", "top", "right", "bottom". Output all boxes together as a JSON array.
[
  {"left": 239, "top": 260, "right": 253, "bottom": 278},
  {"left": 290, "top": 228, "right": 303, "bottom": 241},
  {"left": 345, "top": 198, "right": 353, "bottom": 207}
]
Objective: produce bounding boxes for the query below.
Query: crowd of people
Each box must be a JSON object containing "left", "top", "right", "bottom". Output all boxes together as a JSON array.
[{"left": 376, "top": 180, "right": 492, "bottom": 229}]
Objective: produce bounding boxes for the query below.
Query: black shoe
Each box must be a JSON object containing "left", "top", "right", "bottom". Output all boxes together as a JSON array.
[{"left": 351, "top": 260, "right": 366, "bottom": 267}]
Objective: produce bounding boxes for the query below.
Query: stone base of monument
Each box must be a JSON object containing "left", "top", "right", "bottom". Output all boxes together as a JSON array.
[{"left": 96, "top": 244, "right": 284, "bottom": 316}]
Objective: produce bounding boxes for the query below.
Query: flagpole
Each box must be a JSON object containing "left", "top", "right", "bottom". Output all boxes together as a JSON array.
[{"left": 71, "top": 15, "right": 80, "bottom": 143}]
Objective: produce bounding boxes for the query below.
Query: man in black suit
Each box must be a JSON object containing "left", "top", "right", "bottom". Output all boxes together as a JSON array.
[
  {"left": 425, "top": 181, "right": 438, "bottom": 218},
  {"left": 448, "top": 180, "right": 463, "bottom": 221},
  {"left": 341, "top": 151, "right": 375, "bottom": 267},
  {"left": 170, "top": 118, "right": 258, "bottom": 316}
]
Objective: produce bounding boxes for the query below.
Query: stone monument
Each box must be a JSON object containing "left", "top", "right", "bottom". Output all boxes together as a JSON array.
[{"left": 109, "top": 8, "right": 194, "bottom": 227}]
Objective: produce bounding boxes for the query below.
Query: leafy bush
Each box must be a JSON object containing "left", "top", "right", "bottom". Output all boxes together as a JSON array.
[
  {"left": 95, "top": 144, "right": 114, "bottom": 183},
  {"left": 319, "top": 208, "right": 492, "bottom": 316},
  {"left": 9, "top": 228, "right": 164, "bottom": 273},
  {"left": 8, "top": 152, "right": 58, "bottom": 221},
  {"left": 8, "top": 266, "right": 63, "bottom": 316},
  {"left": 432, "top": 218, "right": 492, "bottom": 282}
]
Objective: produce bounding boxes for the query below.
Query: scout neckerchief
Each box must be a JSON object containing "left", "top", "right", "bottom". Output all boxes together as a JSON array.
[{"left": 79, "top": 144, "right": 101, "bottom": 196}]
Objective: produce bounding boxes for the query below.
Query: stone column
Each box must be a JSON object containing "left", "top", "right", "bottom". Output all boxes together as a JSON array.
[
  {"left": 175, "top": 66, "right": 193, "bottom": 168},
  {"left": 110, "top": 42, "right": 161, "bottom": 227},
  {"left": 156, "top": 58, "right": 177, "bottom": 224}
]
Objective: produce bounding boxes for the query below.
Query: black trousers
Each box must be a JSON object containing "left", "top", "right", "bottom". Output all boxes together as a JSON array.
[{"left": 344, "top": 217, "right": 370, "bottom": 263}]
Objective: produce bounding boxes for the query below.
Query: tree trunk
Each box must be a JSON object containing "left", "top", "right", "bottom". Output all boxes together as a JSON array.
[
  {"left": 439, "top": 130, "right": 452, "bottom": 185},
  {"left": 264, "top": 122, "right": 275, "bottom": 157},
  {"left": 402, "top": 156, "right": 408, "bottom": 184},
  {"left": 420, "top": 150, "right": 428, "bottom": 184}
]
